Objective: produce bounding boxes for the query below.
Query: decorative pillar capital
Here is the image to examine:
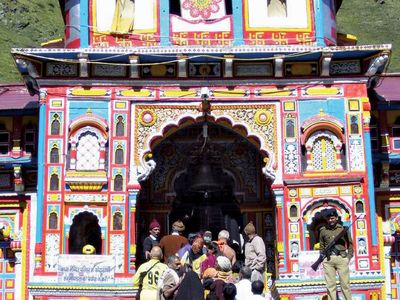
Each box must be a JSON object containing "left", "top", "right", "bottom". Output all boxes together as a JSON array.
[
  {"left": 78, "top": 53, "right": 89, "bottom": 78},
  {"left": 129, "top": 55, "right": 139, "bottom": 79},
  {"left": 177, "top": 55, "right": 188, "bottom": 78}
]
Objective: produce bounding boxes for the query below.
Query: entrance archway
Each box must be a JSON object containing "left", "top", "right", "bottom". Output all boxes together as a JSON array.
[{"left": 137, "top": 121, "right": 272, "bottom": 244}]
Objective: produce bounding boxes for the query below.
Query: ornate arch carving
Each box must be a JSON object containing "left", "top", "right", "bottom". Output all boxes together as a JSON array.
[
  {"left": 302, "top": 198, "right": 351, "bottom": 225},
  {"left": 133, "top": 104, "right": 278, "bottom": 182},
  {"left": 301, "top": 112, "right": 345, "bottom": 145}
]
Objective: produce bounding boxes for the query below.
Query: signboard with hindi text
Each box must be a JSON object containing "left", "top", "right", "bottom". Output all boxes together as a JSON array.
[
  {"left": 57, "top": 254, "right": 116, "bottom": 284},
  {"left": 298, "top": 251, "right": 325, "bottom": 279},
  {"left": 298, "top": 251, "right": 356, "bottom": 279}
]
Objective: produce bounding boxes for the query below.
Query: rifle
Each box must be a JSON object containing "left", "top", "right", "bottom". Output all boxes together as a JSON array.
[{"left": 311, "top": 215, "right": 360, "bottom": 271}]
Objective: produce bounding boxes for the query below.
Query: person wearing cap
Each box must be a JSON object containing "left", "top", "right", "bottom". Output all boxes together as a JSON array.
[
  {"left": 207, "top": 256, "right": 235, "bottom": 300},
  {"left": 159, "top": 220, "right": 188, "bottom": 263},
  {"left": 319, "top": 208, "right": 353, "bottom": 300},
  {"left": 243, "top": 222, "right": 266, "bottom": 282},
  {"left": 143, "top": 219, "right": 161, "bottom": 260}
]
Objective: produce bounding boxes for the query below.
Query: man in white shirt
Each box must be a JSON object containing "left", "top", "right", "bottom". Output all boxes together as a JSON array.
[
  {"left": 250, "top": 280, "right": 265, "bottom": 300},
  {"left": 235, "top": 266, "right": 253, "bottom": 300}
]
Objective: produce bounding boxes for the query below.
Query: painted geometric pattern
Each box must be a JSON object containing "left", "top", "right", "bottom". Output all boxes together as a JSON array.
[
  {"left": 76, "top": 132, "right": 100, "bottom": 170},
  {"left": 110, "top": 234, "right": 125, "bottom": 273},
  {"left": 391, "top": 238, "right": 400, "bottom": 300},
  {"left": 349, "top": 138, "right": 365, "bottom": 171},
  {"left": 45, "top": 233, "right": 60, "bottom": 272},
  {"left": 212, "top": 106, "right": 276, "bottom": 158},
  {"left": 284, "top": 143, "right": 298, "bottom": 174},
  {"left": 312, "top": 138, "right": 335, "bottom": 170},
  {"left": 152, "top": 145, "right": 183, "bottom": 192},
  {"left": 0, "top": 245, "right": 15, "bottom": 300}
]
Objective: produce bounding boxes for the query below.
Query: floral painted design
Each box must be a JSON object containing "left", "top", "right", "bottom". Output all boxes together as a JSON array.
[{"left": 182, "top": 0, "right": 223, "bottom": 19}]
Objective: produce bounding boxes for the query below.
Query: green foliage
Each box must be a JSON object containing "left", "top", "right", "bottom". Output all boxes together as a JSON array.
[
  {"left": 0, "top": 0, "right": 398, "bottom": 83},
  {"left": 0, "top": 0, "right": 64, "bottom": 83},
  {"left": 336, "top": 0, "right": 400, "bottom": 72}
]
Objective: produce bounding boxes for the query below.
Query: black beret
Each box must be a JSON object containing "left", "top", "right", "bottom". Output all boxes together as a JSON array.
[{"left": 324, "top": 208, "right": 338, "bottom": 218}]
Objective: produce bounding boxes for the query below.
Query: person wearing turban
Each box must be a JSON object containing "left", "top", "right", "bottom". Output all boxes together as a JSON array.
[{"left": 143, "top": 218, "right": 161, "bottom": 260}]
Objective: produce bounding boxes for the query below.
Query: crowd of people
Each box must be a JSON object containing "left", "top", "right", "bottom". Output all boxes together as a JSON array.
[{"left": 132, "top": 219, "right": 270, "bottom": 300}]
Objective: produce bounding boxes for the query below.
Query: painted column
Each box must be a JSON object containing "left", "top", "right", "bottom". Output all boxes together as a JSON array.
[
  {"left": 36, "top": 91, "right": 47, "bottom": 244},
  {"left": 128, "top": 189, "right": 139, "bottom": 273},
  {"left": 65, "top": 0, "right": 82, "bottom": 48},
  {"left": 33, "top": 90, "right": 47, "bottom": 275},
  {"left": 273, "top": 188, "right": 287, "bottom": 273},
  {"left": 384, "top": 241, "right": 394, "bottom": 300},
  {"left": 313, "top": 0, "right": 325, "bottom": 46},
  {"left": 159, "top": 0, "right": 171, "bottom": 46},
  {"left": 80, "top": 0, "right": 89, "bottom": 47},
  {"left": 232, "top": 0, "right": 244, "bottom": 45},
  {"left": 363, "top": 101, "right": 378, "bottom": 245}
]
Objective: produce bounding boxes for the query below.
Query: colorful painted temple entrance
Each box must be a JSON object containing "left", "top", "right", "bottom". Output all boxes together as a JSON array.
[{"left": 7, "top": 0, "right": 394, "bottom": 299}]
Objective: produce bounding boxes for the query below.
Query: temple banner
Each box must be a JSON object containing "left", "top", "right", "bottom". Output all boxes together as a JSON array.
[
  {"left": 57, "top": 255, "right": 116, "bottom": 284},
  {"left": 298, "top": 251, "right": 325, "bottom": 279}
]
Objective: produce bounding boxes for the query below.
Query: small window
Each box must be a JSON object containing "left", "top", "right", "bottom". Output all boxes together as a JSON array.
[
  {"left": 116, "top": 116, "right": 125, "bottom": 136},
  {"left": 114, "top": 174, "right": 123, "bottom": 191},
  {"left": 370, "top": 127, "right": 378, "bottom": 150},
  {"left": 393, "top": 127, "right": 400, "bottom": 150},
  {"left": 50, "top": 174, "right": 59, "bottom": 191},
  {"left": 24, "top": 127, "right": 36, "bottom": 155},
  {"left": 51, "top": 114, "right": 61, "bottom": 135},
  {"left": 115, "top": 148, "right": 124, "bottom": 164},
  {"left": 50, "top": 147, "right": 60, "bottom": 163},
  {"left": 285, "top": 119, "right": 295, "bottom": 138},
  {"left": 49, "top": 212, "right": 58, "bottom": 230},
  {"left": 113, "top": 211, "right": 123, "bottom": 230},
  {"left": 76, "top": 132, "right": 100, "bottom": 171},
  {"left": 370, "top": 116, "right": 379, "bottom": 151},
  {"left": 0, "top": 131, "right": 10, "bottom": 154},
  {"left": 311, "top": 137, "right": 336, "bottom": 171}
]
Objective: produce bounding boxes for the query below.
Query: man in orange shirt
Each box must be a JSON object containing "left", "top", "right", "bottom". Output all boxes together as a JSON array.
[{"left": 217, "top": 230, "right": 237, "bottom": 265}]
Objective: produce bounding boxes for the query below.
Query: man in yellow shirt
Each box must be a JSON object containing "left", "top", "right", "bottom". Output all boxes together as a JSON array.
[{"left": 133, "top": 246, "right": 168, "bottom": 300}]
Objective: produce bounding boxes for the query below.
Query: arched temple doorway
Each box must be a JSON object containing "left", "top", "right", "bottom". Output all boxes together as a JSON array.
[
  {"left": 136, "top": 120, "right": 275, "bottom": 262},
  {"left": 68, "top": 211, "right": 102, "bottom": 254}
]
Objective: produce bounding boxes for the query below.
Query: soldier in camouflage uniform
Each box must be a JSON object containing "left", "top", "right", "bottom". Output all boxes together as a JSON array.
[{"left": 319, "top": 208, "right": 353, "bottom": 300}]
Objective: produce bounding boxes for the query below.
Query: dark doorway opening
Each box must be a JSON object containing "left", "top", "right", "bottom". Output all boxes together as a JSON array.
[
  {"left": 137, "top": 121, "right": 268, "bottom": 261},
  {"left": 170, "top": 185, "right": 242, "bottom": 241},
  {"left": 68, "top": 211, "right": 102, "bottom": 254}
]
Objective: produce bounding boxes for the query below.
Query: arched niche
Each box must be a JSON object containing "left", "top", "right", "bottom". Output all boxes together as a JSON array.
[{"left": 68, "top": 211, "right": 102, "bottom": 255}]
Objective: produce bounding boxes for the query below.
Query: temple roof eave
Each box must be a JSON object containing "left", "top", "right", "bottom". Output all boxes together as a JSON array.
[{"left": 11, "top": 44, "right": 392, "bottom": 62}]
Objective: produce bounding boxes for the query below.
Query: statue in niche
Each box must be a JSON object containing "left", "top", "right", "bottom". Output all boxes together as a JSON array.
[
  {"left": 358, "top": 238, "right": 367, "bottom": 255},
  {"left": 350, "top": 115, "right": 359, "bottom": 134},
  {"left": 290, "top": 241, "right": 299, "bottom": 258}
]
